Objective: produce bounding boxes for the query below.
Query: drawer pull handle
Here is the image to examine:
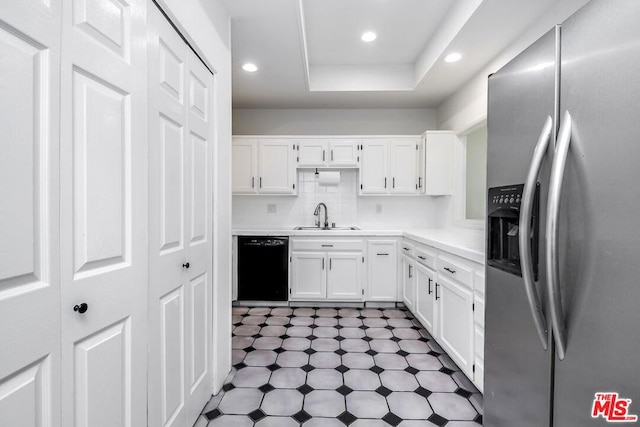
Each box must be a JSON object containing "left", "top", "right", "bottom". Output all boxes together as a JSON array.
[
  {"left": 418, "top": 256, "right": 426, "bottom": 260},
  {"left": 435, "top": 283, "right": 440, "bottom": 300},
  {"left": 377, "top": 253, "right": 389, "bottom": 256},
  {"left": 403, "top": 247, "right": 410, "bottom": 251},
  {"left": 321, "top": 244, "right": 334, "bottom": 247},
  {"left": 444, "top": 267, "right": 456, "bottom": 274},
  {"left": 428, "top": 277, "right": 432, "bottom": 294}
]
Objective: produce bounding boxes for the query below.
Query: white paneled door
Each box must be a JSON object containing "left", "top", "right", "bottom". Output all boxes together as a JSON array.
[
  {"left": 0, "top": 1, "right": 62, "bottom": 426},
  {"left": 59, "top": 0, "right": 149, "bottom": 426},
  {"left": 148, "top": 4, "right": 214, "bottom": 427}
]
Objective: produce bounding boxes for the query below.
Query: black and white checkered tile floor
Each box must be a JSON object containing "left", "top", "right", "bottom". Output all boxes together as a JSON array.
[{"left": 198, "top": 306, "right": 483, "bottom": 426}]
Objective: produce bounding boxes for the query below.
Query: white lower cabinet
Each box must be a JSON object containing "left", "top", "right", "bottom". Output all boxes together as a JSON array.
[
  {"left": 366, "top": 240, "right": 398, "bottom": 301},
  {"left": 401, "top": 237, "right": 483, "bottom": 388},
  {"left": 290, "top": 239, "right": 363, "bottom": 301},
  {"left": 290, "top": 252, "right": 327, "bottom": 300},
  {"left": 473, "top": 271, "right": 486, "bottom": 392},
  {"left": 437, "top": 275, "right": 475, "bottom": 378},
  {"left": 415, "top": 263, "right": 438, "bottom": 338},
  {"left": 401, "top": 255, "right": 416, "bottom": 313},
  {"left": 327, "top": 253, "right": 363, "bottom": 300}
]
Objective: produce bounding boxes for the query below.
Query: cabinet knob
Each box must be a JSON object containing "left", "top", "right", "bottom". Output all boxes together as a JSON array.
[
  {"left": 73, "top": 303, "right": 88, "bottom": 314},
  {"left": 183, "top": 262, "right": 190, "bottom": 269}
]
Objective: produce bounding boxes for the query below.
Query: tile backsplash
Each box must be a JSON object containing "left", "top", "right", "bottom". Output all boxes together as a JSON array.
[{"left": 232, "top": 170, "right": 452, "bottom": 229}]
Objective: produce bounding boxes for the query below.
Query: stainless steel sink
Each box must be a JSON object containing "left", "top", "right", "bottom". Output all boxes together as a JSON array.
[{"left": 293, "top": 226, "right": 360, "bottom": 231}]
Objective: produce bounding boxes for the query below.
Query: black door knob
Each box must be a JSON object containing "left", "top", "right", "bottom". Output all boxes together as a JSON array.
[
  {"left": 74, "top": 303, "right": 88, "bottom": 314},
  {"left": 182, "top": 262, "right": 190, "bottom": 269}
]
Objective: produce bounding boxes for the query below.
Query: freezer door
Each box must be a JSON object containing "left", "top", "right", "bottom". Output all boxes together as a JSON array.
[
  {"left": 552, "top": 1, "right": 640, "bottom": 425},
  {"left": 484, "top": 28, "right": 557, "bottom": 427}
]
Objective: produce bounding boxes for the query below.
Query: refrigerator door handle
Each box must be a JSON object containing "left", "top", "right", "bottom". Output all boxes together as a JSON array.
[
  {"left": 546, "top": 110, "right": 572, "bottom": 361},
  {"left": 520, "top": 115, "right": 553, "bottom": 351}
]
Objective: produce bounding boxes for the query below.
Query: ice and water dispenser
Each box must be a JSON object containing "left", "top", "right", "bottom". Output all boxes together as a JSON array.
[{"left": 487, "top": 183, "right": 540, "bottom": 279}]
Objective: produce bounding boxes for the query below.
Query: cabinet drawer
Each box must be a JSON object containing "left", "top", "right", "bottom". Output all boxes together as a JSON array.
[
  {"left": 415, "top": 247, "right": 436, "bottom": 270},
  {"left": 400, "top": 241, "right": 415, "bottom": 258},
  {"left": 438, "top": 256, "right": 473, "bottom": 289},
  {"left": 474, "top": 295, "right": 485, "bottom": 328},
  {"left": 291, "top": 239, "right": 364, "bottom": 251}
]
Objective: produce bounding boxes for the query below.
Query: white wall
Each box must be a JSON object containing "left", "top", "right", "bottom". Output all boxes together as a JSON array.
[
  {"left": 233, "top": 170, "right": 449, "bottom": 230},
  {"left": 157, "top": 0, "right": 232, "bottom": 393},
  {"left": 436, "top": 0, "right": 590, "bottom": 133},
  {"left": 233, "top": 108, "right": 437, "bottom": 135},
  {"left": 465, "top": 126, "right": 487, "bottom": 220}
]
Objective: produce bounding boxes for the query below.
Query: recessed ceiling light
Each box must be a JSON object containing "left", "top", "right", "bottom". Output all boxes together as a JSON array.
[
  {"left": 242, "top": 63, "right": 258, "bottom": 72},
  {"left": 444, "top": 52, "right": 462, "bottom": 63},
  {"left": 361, "top": 31, "right": 377, "bottom": 42}
]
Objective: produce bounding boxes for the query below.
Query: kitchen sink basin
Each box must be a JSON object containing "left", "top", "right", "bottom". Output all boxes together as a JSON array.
[{"left": 293, "top": 226, "right": 360, "bottom": 231}]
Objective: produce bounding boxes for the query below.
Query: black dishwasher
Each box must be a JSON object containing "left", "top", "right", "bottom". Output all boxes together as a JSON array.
[{"left": 237, "top": 236, "right": 289, "bottom": 301}]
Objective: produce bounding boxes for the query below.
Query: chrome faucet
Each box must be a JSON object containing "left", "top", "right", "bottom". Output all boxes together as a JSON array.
[{"left": 313, "top": 203, "right": 329, "bottom": 229}]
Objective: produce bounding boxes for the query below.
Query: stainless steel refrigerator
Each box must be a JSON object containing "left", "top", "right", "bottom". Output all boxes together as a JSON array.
[{"left": 485, "top": 1, "right": 640, "bottom": 426}]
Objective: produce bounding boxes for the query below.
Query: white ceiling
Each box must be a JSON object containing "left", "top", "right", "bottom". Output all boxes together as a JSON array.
[{"left": 224, "top": 0, "right": 587, "bottom": 109}]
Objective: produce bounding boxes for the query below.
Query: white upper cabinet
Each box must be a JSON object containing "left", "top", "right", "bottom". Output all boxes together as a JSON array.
[
  {"left": 297, "top": 139, "right": 359, "bottom": 168},
  {"left": 232, "top": 133, "right": 454, "bottom": 196},
  {"left": 389, "top": 140, "right": 419, "bottom": 194},
  {"left": 259, "top": 140, "right": 296, "bottom": 194},
  {"left": 424, "top": 131, "right": 454, "bottom": 195},
  {"left": 328, "top": 139, "right": 359, "bottom": 167},
  {"left": 297, "top": 139, "right": 327, "bottom": 167},
  {"left": 232, "top": 138, "right": 297, "bottom": 195},
  {"left": 232, "top": 139, "right": 258, "bottom": 194},
  {"left": 360, "top": 138, "right": 421, "bottom": 195},
  {"left": 360, "top": 140, "right": 388, "bottom": 194}
]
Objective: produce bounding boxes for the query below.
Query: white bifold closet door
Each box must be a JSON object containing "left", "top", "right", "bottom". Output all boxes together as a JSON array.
[
  {"left": 147, "top": 3, "right": 215, "bottom": 427},
  {"left": 59, "top": 0, "right": 149, "bottom": 426},
  {"left": 0, "top": 1, "right": 62, "bottom": 426}
]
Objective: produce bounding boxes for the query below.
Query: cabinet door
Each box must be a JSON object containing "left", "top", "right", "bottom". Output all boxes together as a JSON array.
[
  {"left": 327, "top": 253, "right": 363, "bottom": 301},
  {"left": 291, "top": 252, "right": 326, "bottom": 300},
  {"left": 258, "top": 140, "right": 296, "bottom": 194},
  {"left": 424, "top": 132, "right": 454, "bottom": 195},
  {"left": 367, "top": 241, "right": 398, "bottom": 301},
  {"left": 401, "top": 256, "right": 416, "bottom": 313},
  {"left": 360, "top": 140, "right": 388, "bottom": 194},
  {"left": 417, "top": 137, "right": 426, "bottom": 194},
  {"left": 329, "top": 140, "right": 359, "bottom": 167},
  {"left": 232, "top": 139, "right": 257, "bottom": 194},
  {"left": 390, "top": 140, "right": 418, "bottom": 194},
  {"left": 415, "top": 263, "right": 437, "bottom": 337},
  {"left": 297, "top": 140, "right": 327, "bottom": 167},
  {"left": 437, "top": 276, "right": 474, "bottom": 377}
]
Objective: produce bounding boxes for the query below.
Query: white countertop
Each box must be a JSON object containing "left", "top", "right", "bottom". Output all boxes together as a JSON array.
[
  {"left": 402, "top": 228, "right": 485, "bottom": 264},
  {"left": 233, "top": 227, "right": 485, "bottom": 264}
]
